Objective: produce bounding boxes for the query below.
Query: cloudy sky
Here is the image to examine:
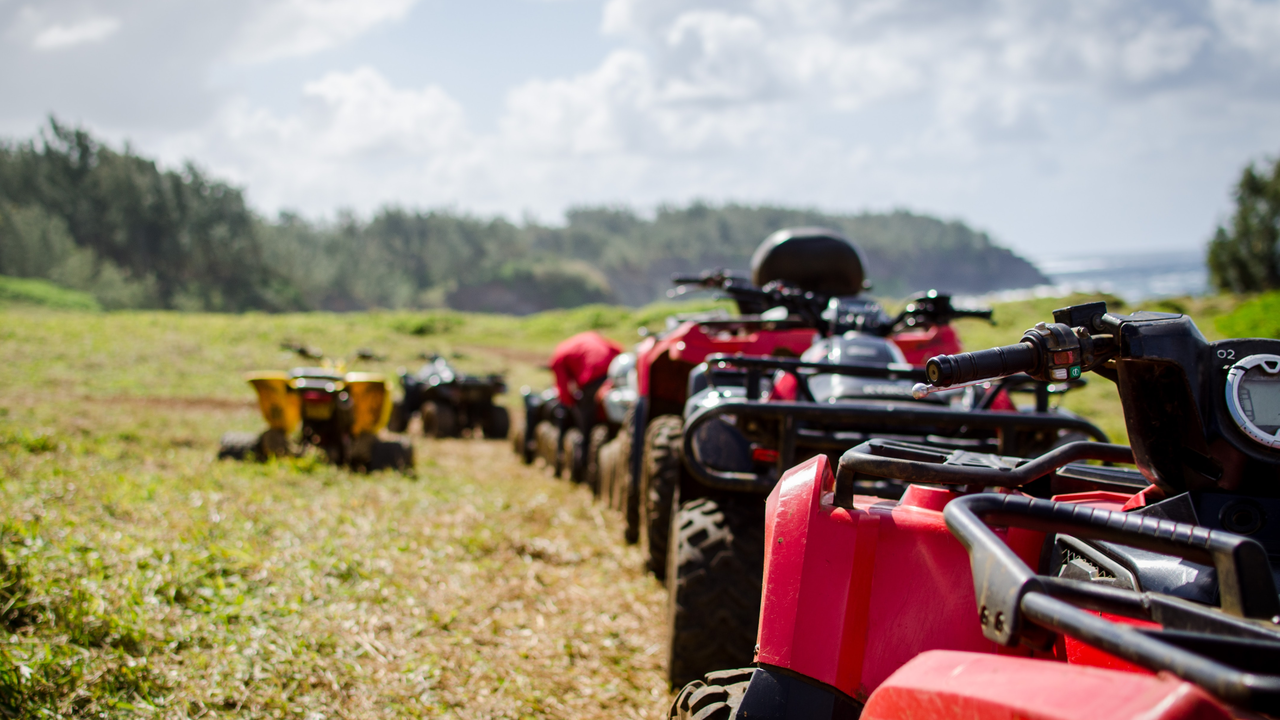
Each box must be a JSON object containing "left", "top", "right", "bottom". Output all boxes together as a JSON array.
[{"left": 3, "top": 0, "right": 1280, "bottom": 258}]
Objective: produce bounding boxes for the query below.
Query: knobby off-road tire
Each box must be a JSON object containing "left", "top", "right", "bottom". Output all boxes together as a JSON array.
[
  {"left": 563, "top": 427, "right": 585, "bottom": 483},
  {"left": 386, "top": 401, "right": 410, "bottom": 433},
  {"left": 421, "top": 401, "right": 458, "bottom": 438},
  {"left": 586, "top": 424, "right": 611, "bottom": 499},
  {"left": 367, "top": 438, "right": 414, "bottom": 473},
  {"left": 482, "top": 405, "right": 510, "bottom": 440},
  {"left": 510, "top": 412, "right": 525, "bottom": 457},
  {"left": 534, "top": 420, "right": 560, "bottom": 472},
  {"left": 598, "top": 437, "right": 621, "bottom": 509},
  {"left": 217, "top": 431, "right": 263, "bottom": 461},
  {"left": 613, "top": 406, "right": 640, "bottom": 543},
  {"left": 667, "top": 494, "right": 767, "bottom": 690},
  {"left": 669, "top": 668, "right": 755, "bottom": 720},
  {"left": 641, "top": 415, "right": 683, "bottom": 581}
]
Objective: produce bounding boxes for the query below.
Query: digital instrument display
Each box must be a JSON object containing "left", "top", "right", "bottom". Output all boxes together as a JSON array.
[
  {"left": 1240, "top": 372, "right": 1280, "bottom": 430},
  {"left": 1227, "top": 354, "right": 1280, "bottom": 449}
]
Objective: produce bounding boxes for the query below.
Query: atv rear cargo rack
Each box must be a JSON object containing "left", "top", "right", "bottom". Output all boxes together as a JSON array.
[
  {"left": 947, "top": 493, "right": 1280, "bottom": 714},
  {"left": 838, "top": 440, "right": 1280, "bottom": 714}
]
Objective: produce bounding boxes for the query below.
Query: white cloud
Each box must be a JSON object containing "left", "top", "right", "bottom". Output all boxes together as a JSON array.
[
  {"left": 27, "top": 0, "right": 1280, "bottom": 255},
  {"left": 165, "top": 66, "right": 472, "bottom": 213},
  {"left": 230, "top": 0, "right": 418, "bottom": 63},
  {"left": 31, "top": 15, "right": 120, "bottom": 50}
]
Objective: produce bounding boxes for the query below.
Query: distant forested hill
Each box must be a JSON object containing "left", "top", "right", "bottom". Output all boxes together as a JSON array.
[{"left": 0, "top": 120, "right": 1046, "bottom": 313}]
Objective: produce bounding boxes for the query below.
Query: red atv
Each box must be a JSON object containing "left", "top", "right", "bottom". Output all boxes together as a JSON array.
[
  {"left": 599, "top": 228, "right": 864, "bottom": 544},
  {"left": 671, "top": 300, "right": 1280, "bottom": 720},
  {"left": 662, "top": 293, "right": 1103, "bottom": 688}
]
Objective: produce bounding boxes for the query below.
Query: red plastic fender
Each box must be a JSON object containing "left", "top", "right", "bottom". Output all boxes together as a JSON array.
[
  {"left": 891, "top": 325, "right": 963, "bottom": 367},
  {"left": 636, "top": 321, "right": 816, "bottom": 396},
  {"left": 756, "top": 455, "right": 1045, "bottom": 702},
  {"left": 861, "top": 650, "right": 1232, "bottom": 720}
]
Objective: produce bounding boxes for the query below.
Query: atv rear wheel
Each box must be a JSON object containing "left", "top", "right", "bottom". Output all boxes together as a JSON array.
[
  {"left": 368, "top": 438, "right": 414, "bottom": 473},
  {"left": 669, "top": 668, "right": 754, "bottom": 720},
  {"left": 421, "top": 401, "right": 458, "bottom": 438},
  {"left": 482, "top": 405, "right": 511, "bottom": 440},
  {"left": 386, "top": 401, "right": 409, "bottom": 433},
  {"left": 586, "top": 424, "right": 611, "bottom": 498},
  {"left": 641, "top": 415, "right": 683, "bottom": 580},
  {"left": 217, "top": 431, "right": 263, "bottom": 461},
  {"left": 667, "top": 494, "right": 766, "bottom": 690}
]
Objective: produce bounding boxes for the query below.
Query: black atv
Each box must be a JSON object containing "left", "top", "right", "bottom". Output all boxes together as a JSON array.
[{"left": 388, "top": 354, "right": 510, "bottom": 439}]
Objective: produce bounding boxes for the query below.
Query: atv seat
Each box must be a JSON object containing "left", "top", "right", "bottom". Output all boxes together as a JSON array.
[
  {"left": 289, "top": 367, "right": 344, "bottom": 381},
  {"left": 750, "top": 227, "right": 866, "bottom": 296}
]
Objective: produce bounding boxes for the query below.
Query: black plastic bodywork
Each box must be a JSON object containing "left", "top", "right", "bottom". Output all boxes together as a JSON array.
[
  {"left": 735, "top": 665, "right": 862, "bottom": 720},
  {"left": 290, "top": 367, "right": 352, "bottom": 461}
]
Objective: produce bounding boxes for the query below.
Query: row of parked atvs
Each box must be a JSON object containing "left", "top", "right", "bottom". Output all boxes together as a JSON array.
[
  {"left": 516, "top": 228, "right": 1280, "bottom": 720},
  {"left": 217, "top": 345, "right": 510, "bottom": 471}
]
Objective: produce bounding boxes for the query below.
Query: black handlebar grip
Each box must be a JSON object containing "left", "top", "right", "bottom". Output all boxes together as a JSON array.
[{"left": 926, "top": 341, "right": 1039, "bottom": 387}]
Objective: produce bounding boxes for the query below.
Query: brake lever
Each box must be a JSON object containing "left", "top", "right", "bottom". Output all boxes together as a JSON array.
[{"left": 912, "top": 377, "right": 995, "bottom": 399}]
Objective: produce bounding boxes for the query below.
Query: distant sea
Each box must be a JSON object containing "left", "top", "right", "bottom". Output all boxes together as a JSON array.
[{"left": 966, "top": 249, "right": 1209, "bottom": 305}]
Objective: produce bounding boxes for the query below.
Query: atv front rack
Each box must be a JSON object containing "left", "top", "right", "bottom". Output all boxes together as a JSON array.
[
  {"left": 682, "top": 403, "right": 1110, "bottom": 492},
  {"left": 946, "top": 493, "right": 1280, "bottom": 714},
  {"left": 705, "top": 353, "right": 925, "bottom": 401}
]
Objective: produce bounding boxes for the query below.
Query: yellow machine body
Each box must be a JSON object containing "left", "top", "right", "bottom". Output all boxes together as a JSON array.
[
  {"left": 344, "top": 372, "right": 393, "bottom": 436},
  {"left": 245, "top": 372, "right": 301, "bottom": 433}
]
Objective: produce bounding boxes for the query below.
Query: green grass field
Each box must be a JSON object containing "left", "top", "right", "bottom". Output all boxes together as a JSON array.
[{"left": 0, "top": 292, "right": 1260, "bottom": 717}]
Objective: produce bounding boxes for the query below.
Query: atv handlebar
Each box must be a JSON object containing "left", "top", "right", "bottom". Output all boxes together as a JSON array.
[
  {"left": 947, "top": 308, "right": 995, "bottom": 322},
  {"left": 926, "top": 341, "right": 1039, "bottom": 387},
  {"left": 671, "top": 275, "right": 711, "bottom": 285}
]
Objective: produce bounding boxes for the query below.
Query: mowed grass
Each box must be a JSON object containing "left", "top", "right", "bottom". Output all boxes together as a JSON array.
[
  {"left": 0, "top": 292, "right": 1251, "bottom": 717},
  {"left": 0, "top": 306, "right": 708, "bottom": 718}
]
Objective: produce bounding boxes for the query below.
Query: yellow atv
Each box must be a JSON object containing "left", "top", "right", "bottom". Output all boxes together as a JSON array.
[{"left": 218, "top": 346, "right": 413, "bottom": 472}]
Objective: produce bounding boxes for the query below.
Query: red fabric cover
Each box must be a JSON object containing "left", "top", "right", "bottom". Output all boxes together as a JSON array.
[{"left": 550, "top": 331, "right": 623, "bottom": 407}]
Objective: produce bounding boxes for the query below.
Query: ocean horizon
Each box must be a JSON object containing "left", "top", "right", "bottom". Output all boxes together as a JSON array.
[{"left": 965, "top": 248, "right": 1210, "bottom": 304}]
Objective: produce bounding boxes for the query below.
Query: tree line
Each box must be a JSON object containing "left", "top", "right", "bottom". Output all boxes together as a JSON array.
[
  {"left": 1210, "top": 155, "right": 1280, "bottom": 294},
  {"left": 0, "top": 120, "right": 1050, "bottom": 313}
]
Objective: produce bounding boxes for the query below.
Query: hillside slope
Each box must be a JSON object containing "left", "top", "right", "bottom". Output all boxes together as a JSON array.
[{"left": 2, "top": 120, "right": 1046, "bottom": 314}]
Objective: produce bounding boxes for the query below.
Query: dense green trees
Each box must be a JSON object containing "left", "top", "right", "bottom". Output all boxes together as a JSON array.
[
  {"left": 0, "top": 121, "right": 294, "bottom": 310},
  {"left": 1209, "top": 156, "right": 1280, "bottom": 293},
  {"left": 1, "top": 120, "right": 1047, "bottom": 313}
]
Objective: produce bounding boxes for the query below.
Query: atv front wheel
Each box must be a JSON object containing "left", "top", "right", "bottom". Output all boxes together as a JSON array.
[
  {"left": 607, "top": 406, "right": 639, "bottom": 538},
  {"left": 368, "top": 438, "right": 414, "bottom": 473},
  {"left": 667, "top": 494, "right": 766, "bottom": 689},
  {"left": 421, "top": 401, "right": 458, "bottom": 438},
  {"left": 217, "top": 431, "right": 262, "bottom": 461},
  {"left": 482, "top": 405, "right": 510, "bottom": 440},
  {"left": 641, "top": 415, "right": 683, "bottom": 580},
  {"left": 563, "top": 427, "right": 585, "bottom": 483},
  {"left": 534, "top": 420, "right": 560, "bottom": 472},
  {"left": 586, "top": 424, "right": 611, "bottom": 498},
  {"left": 669, "top": 668, "right": 754, "bottom": 720}
]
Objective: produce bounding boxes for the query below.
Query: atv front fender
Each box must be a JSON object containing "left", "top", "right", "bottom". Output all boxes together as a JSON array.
[{"left": 756, "top": 455, "right": 1045, "bottom": 701}]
